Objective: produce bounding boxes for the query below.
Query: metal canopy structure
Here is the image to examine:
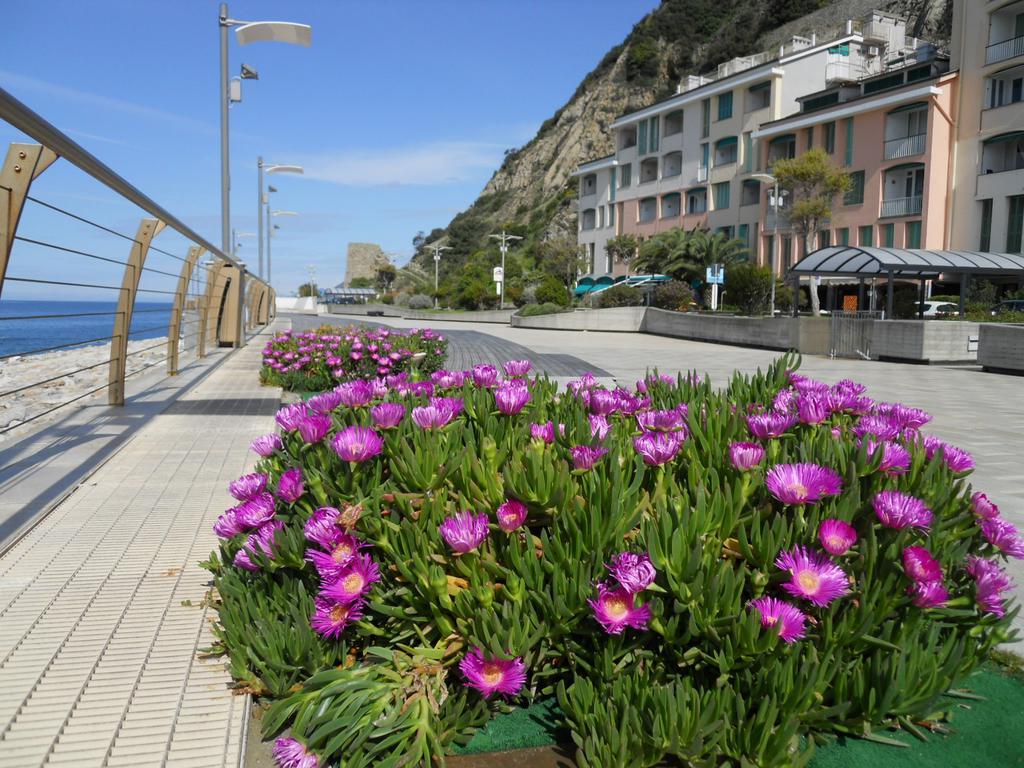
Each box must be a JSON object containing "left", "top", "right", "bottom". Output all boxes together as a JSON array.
[{"left": 788, "top": 246, "right": 1024, "bottom": 319}]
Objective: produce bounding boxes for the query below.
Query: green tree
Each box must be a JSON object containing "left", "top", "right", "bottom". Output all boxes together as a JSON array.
[
  {"left": 772, "top": 148, "right": 851, "bottom": 315},
  {"left": 349, "top": 276, "right": 374, "bottom": 289},
  {"left": 375, "top": 264, "right": 398, "bottom": 292},
  {"left": 633, "top": 227, "right": 694, "bottom": 275},
  {"left": 725, "top": 263, "right": 773, "bottom": 315},
  {"left": 604, "top": 234, "right": 639, "bottom": 267},
  {"left": 536, "top": 236, "right": 587, "bottom": 303},
  {"left": 297, "top": 282, "right": 318, "bottom": 298}
]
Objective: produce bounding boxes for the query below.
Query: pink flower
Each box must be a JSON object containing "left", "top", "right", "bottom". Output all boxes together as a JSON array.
[
  {"left": 729, "top": 441, "right": 765, "bottom": 470},
  {"left": 276, "top": 468, "right": 304, "bottom": 503},
  {"left": 235, "top": 492, "right": 276, "bottom": 528},
  {"left": 309, "top": 597, "right": 364, "bottom": 640},
  {"left": 872, "top": 491, "right": 933, "bottom": 530},
  {"left": 335, "top": 380, "right": 375, "bottom": 407},
  {"left": 229, "top": 472, "right": 268, "bottom": 502},
  {"left": 272, "top": 736, "right": 320, "bottom": 768},
  {"left": 588, "top": 389, "right": 619, "bottom": 416},
  {"left": 472, "top": 364, "right": 499, "bottom": 388},
  {"left": 459, "top": 647, "right": 526, "bottom": 699},
  {"left": 965, "top": 556, "right": 1014, "bottom": 617},
  {"left": 307, "top": 390, "right": 343, "bottom": 413},
  {"left": 748, "top": 596, "right": 807, "bottom": 643},
  {"left": 923, "top": 436, "right": 974, "bottom": 472},
  {"left": 370, "top": 402, "right": 405, "bottom": 429},
  {"left": 298, "top": 413, "right": 332, "bottom": 444},
  {"left": 589, "top": 414, "right": 611, "bottom": 440},
  {"left": 321, "top": 553, "right": 380, "bottom": 604},
  {"left": 275, "top": 403, "right": 307, "bottom": 432},
  {"left": 764, "top": 463, "right": 843, "bottom": 505},
  {"left": 306, "top": 533, "right": 369, "bottom": 578},
  {"left": 818, "top": 519, "right": 857, "bottom": 556},
  {"left": 853, "top": 415, "right": 900, "bottom": 441},
  {"left": 303, "top": 506, "right": 341, "bottom": 547},
  {"left": 775, "top": 546, "right": 850, "bottom": 606},
  {"left": 971, "top": 492, "right": 1001, "bottom": 520},
  {"left": 606, "top": 552, "right": 656, "bottom": 593},
  {"left": 250, "top": 433, "right": 283, "bottom": 457},
  {"left": 233, "top": 521, "right": 283, "bottom": 571},
  {"left": 636, "top": 407, "right": 688, "bottom": 433},
  {"left": 588, "top": 583, "right": 652, "bottom": 634},
  {"left": 908, "top": 579, "right": 949, "bottom": 608},
  {"left": 980, "top": 517, "right": 1024, "bottom": 559},
  {"left": 902, "top": 546, "right": 942, "bottom": 582},
  {"left": 494, "top": 384, "right": 530, "bottom": 415},
  {"left": 439, "top": 511, "right": 490, "bottom": 553},
  {"left": 502, "top": 359, "right": 532, "bottom": 378},
  {"left": 862, "top": 439, "right": 911, "bottom": 475},
  {"left": 633, "top": 430, "right": 684, "bottom": 466},
  {"left": 496, "top": 499, "right": 528, "bottom": 532},
  {"left": 571, "top": 445, "right": 608, "bottom": 470},
  {"left": 797, "top": 394, "right": 829, "bottom": 425},
  {"left": 530, "top": 421, "right": 556, "bottom": 444},
  {"left": 213, "top": 509, "right": 243, "bottom": 539},
  {"left": 330, "top": 426, "right": 384, "bottom": 462},
  {"left": 411, "top": 404, "right": 456, "bottom": 429},
  {"left": 747, "top": 412, "right": 797, "bottom": 439}
]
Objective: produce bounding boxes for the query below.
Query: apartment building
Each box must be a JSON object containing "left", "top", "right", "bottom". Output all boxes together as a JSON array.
[
  {"left": 949, "top": 0, "right": 1024, "bottom": 254},
  {"left": 573, "top": 154, "right": 624, "bottom": 276},
  {"left": 753, "top": 52, "right": 956, "bottom": 270}
]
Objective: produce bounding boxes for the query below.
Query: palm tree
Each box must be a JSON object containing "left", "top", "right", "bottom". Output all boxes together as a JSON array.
[{"left": 632, "top": 226, "right": 700, "bottom": 277}]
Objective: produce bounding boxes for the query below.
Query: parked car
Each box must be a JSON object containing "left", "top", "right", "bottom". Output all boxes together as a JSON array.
[
  {"left": 991, "top": 300, "right": 1024, "bottom": 316},
  {"left": 918, "top": 301, "right": 959, "bottom": 317}
]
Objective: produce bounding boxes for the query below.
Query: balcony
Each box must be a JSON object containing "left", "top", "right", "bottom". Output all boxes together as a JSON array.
[
  {"left": 987, "top": 34, "right": 1024, "bottom": 65},
  {"left": 881, "top": 196, "right": 923, "bottom": 218},
  {"left": 884, "top": 133, "right": 926, "bottom": 160},
  {"left": 696, "top": 166, "right": 708, "bottom": 182}
]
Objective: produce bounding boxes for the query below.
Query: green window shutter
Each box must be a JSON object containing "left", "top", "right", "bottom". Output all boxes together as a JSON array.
[
  {"left": 718, "top": 92, "right": 733, "bottom": 121},
  {"left": 859, "top": 225, "right": 873, "bottom": 246},
  {"left": 743, "top": 133, "right": 753, "bottom": 172},
  {"left": 905, "top": 221, "right": 921, "bottom": 248},
  {"left": 1007, "top": 195, "right": 1024, "bottom": 253},
  {"left": 980, "top": 198, "right": 992, "bottom": 250},
  {"left": 883, "top": 223, "right": 895, "bottom": 247},
  {"left": 700, "top": 142, "right": 709, "bottom": 170},
  {"left": 649, "top": 117, "right": 659, "bottom": 152},
  {"left": 701, "top": 99, "right": 710, "bottom": 138},
  {"left": 714, "top": 182, "right": 731, "bottom": 209},
  {"left": 609, "top": 168, "right": 616, "bottom": 201},
  {"left": 738, "top": 223, "right": 749, "bottom": 251},
  {"left": 609, "top": 204, "right": 616, "bottom": 227},
  {"left": 838, "top": 227, "right": 849, "bottom": 245},
  {"left": 844, "top": 117, "right": 855, "bottom": 166},
  {"left": 638, "top": 121, "right": 648, "bottom": 155},
  {"left": 844, "top": 171, "right": 865, "bottom": 205},
  {"left": 824, "top": 122, "right": 836, "bottom": 154}
]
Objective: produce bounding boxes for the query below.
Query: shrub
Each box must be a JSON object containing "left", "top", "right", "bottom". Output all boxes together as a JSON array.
[
  {"left": 518, "top": 302, "right": 566, "bottom": 317},
  {"left": 380, "top": 293, "right": 396, "bottom": 305},
  {"left": 407, "top": 294, "right": 433, "bottom": 310},
  {"left": 211, "top": 358, "right": 1015, "bottom": 766},
  {"left": 597, "top": 284, "right": 643, "bottom": 307},
  {"left": 258, "top": 326, "right": 447, "bottom": 391},
  {"left": 535, "top": 274, "right": 570, "bottom": 306},
  {"left": 650, "top": 280, "right": 695, "bottom": 312},
  {"left": 726, "top": 263, "right": 774, "bottom": 315}
]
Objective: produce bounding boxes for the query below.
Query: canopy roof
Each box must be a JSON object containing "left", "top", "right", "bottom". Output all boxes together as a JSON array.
[
  {"left": 325, "top": 286, "right": 378, "bottom": 297},
  {"left": 789, "top": 246, "right": 1024, "bottom": 278}
]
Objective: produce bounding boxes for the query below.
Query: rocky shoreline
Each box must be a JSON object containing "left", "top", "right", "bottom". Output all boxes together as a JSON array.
[{"left": 0, "top": 338, "right": 172, "bottom": 441}]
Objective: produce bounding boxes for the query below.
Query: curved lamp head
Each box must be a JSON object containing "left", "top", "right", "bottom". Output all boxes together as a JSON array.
[
  {"left": 266, "top": 164, "right": 304, "bottom": 176},
  {"left": 235, "top": 21, "right": 312, "bottom": 47},
  {"left": 271, "top": 210, "right": 299, "bottom": 217}
]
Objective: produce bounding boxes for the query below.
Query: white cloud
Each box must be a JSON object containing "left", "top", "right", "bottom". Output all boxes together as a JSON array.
[{"left": 296, "top": 141, "right": 508, "bottom": 187}]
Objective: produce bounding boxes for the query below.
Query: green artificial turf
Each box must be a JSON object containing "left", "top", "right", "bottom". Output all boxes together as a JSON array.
[{"left": 454, "top": 663, "right": 1024, "bottom": 765}]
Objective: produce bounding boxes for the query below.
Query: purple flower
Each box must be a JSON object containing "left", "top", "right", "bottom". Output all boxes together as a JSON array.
[
  {"left": 472, "top": 364, "right": 499, "bottom": 388},
  {"left": 250, "top": 433, "right": 283, "bottom": 457},
  {"left": 494, "top": 384, "right": 530, "bottom": 415},
  {"left": 589, "top": 414, "right": 611, "bottom": 441},
  {"left": 903, "top": 546, "right": 942, "bottom": 582},
  {"left": 747, "top": 412, "right": 797, "bottom": 440},
  {"left": 331, "top": 426, "right": 384, "bottom": 462},
  {"left": 275, "top": 403, "right": 307, "bottom": 432},
  {"left": 863, "top": 439, "right": 911, "bottom": 475},
  {"left": 234, "top": 521, "right": 283, "bottom": 571},
  {"left": 965, "top": 556, "right": 1013, "bottom": 617},
  {"left": 459, "top": 647, "right": 526, "bottom": 699},
  {"left": 872, "top": 491, "right": 933, "bottom": 530},
  {"left": 335, "top": 380, "right": 375, "bottom": 407},
  {"left": 321, "top": 553, "right": 380, "bottom": 604},
  {"left": 908, "top": 579, "right": 949, "bottom": 608},
  {"left": 370, "top": 402, "right": 406, "bottom": 429},
  {"left": 309, "top": 596, "right": 364, "bottom": 640},
  {"left": 496, "top": 499, "right": 528, "bottom": 532},
  {"left": 307, "top": 533, "right": 369, "bottom": 578},
  {"left": 853, "top": 415, "right": 900, "bottom": 442},
  {"left": 213, "top": 509, "right": 243, "bottom": 539},
  {"left": 636, "top": 407, "right": 688, "bottom": 433},
  {"left": 571, "top": 445, "right": 608, "bottom": 471},
  {"left": 567, "top": 373, "right": 597, "bottom": 395},
  {"left": 530, "top": 421, "right": 556, "bottom": 444},
  {"left": 797, "top": 394, "right": 830, "bottom": 425},
  {"left": 272, "top": 737, "right": 320, "bottom": 768},
  {"left": 613, "top": 390, "right": 649, "bottom": 416},
  {"left": 729, "top": 441, "right": 765, "bottom": 470},
  {"left": 304, "top": 506, "right": 341, "bottom": 547},
  {"left": 411, "top": 404, "right": 453, "bottom": 429},
  {"left": 229, "top": 472, "right": 268, "bottom": 502},
  {"left": 980, "top": 517, "right": 1024, "bottom": 559},
  {"left": 971, "top": 492, "right": 1001, "bottom": 521},
  {"left": 606, "top": 552, "right": 657, "bottom": 593},
  {"left": 235, "top": 492, "right": 276, "bottom": 528},
  {"left": 502, "top": 359, "right": 532, "bottom": 378},
  {"left": 764, "top": 463, "right": 843, "bottom": 505},
  {"left": 589, "top": 583, "right": 651, "bottom": 634},
  {"left": 431, "top": 369, "right": 465, "bottom": 389},
  {"left": 588, "top": 390, "right": 619, "bottom": 416},
  {"left": 439, "top": 511, "right": 490, "bottom": 553},
  {"left": 633, "top": 430, "right": 684, "bottom": 466},
  {"left": 748, "top": 596, "right": 807, "bottom": 643},
  {"left": 276, "top": 468, "right": 305, "bottom": 503},
  {"left": 923, "top": 436, "right": 975, "bottom": 472},
  {"left": 878, "top": 402, "right": 932, "bottom": 430},
  {"left": 818, "top": 519, "right": 857, "bottom": 556},
  {"left": 298, "top": 413, "right": 332, "bottom": 444},
  {"left": 775, "top": 546, "right": 850, "bottom": 606},
  {"left": 307, "top": 390, "right": 343, "bottom": 413}
]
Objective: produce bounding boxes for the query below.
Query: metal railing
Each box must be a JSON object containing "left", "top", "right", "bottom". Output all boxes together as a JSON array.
[
  {"left": 0, "top": 85, "right": 276, "bottom": 437},
  {"left": 883, "top": 133, "right": 926, "bottom": 160},
  {"left": 880, "top": 196, "right": 923, "bottom": 218},
  {"left": 986, "top": 34, "right": 1024, "bottom": 64}
]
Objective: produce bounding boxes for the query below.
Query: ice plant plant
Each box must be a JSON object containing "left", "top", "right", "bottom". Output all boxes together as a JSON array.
[
  {"left": 818, "top": 519, "right": 857, "bottom": 556},
  {"left": 588, "top": 583, "right": 652, "bottom": 634},
  {"left": 765, "top": 463, "right": 842, "bottom": 506},
  {"left": 330, "top": 426, "right": 384, "bottom": 463},
  {"left": 748, "top": 596, "right": 808, "bottom": 643},
  {"left": 439, "top": 511, "right": 490, "bottom": 554},
  {"left": 774, "top": 546, "right": 850, "bottom": 606},
  {"left": 873, "top": 490, "right": 933, "bottom": 530},
  {"left": 459, "top": 647, "right": 526, "bottom": 699}
]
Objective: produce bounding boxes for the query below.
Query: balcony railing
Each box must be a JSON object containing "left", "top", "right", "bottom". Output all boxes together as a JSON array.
[
  {"left": 697, "top": 167, "right": 708, "bottom": 182},
  {"left": 881, "top": 196, "right": 923, "bottom": 218},
  {"left": 884, "top": 133, "right": 927, "bottom": 160},
  {"left": 986, "top": 34, "right": 1024, "bottom": 64}
]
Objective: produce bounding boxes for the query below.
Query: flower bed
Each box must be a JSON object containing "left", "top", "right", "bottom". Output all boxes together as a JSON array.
[
  {"left": 207, "top": 355, "right": 1020, "bottom": 768},
  {"left": 259, "top": 326, "right": 448, "bottom": 391}
]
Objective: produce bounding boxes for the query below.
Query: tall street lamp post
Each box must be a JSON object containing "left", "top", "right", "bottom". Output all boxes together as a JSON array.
[
  {"left": 219, "top": 4, "right": 310, "bottom": 255},
  {"left": 428, "top": 244, "right": 450, "bottom": 309},
  {"left": 267, "top": 210, "right": 298, "bottom": 286},
  {"left": 488, "top": 231, "right": 522, "bottom": 309},
  {"left": 257, "top": 159, "right": 303, "bottom": 280},
  {"left": 752, "top": 172, "right": 787, "bottom": 316}
]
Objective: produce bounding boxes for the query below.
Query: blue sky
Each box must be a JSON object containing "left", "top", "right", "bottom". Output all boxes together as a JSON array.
[{"left": 0, "top": 0, "right": 659, "bottom": 299}]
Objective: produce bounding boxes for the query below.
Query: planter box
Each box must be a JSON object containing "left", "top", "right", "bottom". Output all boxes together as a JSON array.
[
  {"left": 872, "top": 320, "right": 980, "bottom": 364},
  {"left": 644, "top": 309, "right": 829, "bottom": 355},
  {"left": 978, "top": 323, "right": 1024, "bottom": 374},
  {"left": 511, "top": 306, "right": 646, "bottom": 332},
  {"left": 324, "top": 305, "right": 515, "bottom": 324}
]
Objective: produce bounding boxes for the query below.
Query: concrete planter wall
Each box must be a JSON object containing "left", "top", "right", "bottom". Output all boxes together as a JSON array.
[
  {"left": 511, "top": 306, "right": 647, "bottom": 332},
  {"left": 644, "top": 308, "right": 830, "bottom": 355},
  {"left": 977, "top": 324, "right": 1024, "bottom": 374},
  {"left": 324, "top": 304, "right": 514, "bottom": 324},
  {"left": 871, "top": 320, "right": 980, "bottom": 364}
]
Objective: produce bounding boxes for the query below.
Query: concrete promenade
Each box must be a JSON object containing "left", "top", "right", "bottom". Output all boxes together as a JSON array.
[{"left": 0, "top": 325, "right": 281, "bottom": 767}]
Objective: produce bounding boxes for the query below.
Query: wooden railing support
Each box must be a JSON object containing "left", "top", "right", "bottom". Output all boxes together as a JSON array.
[
  {"left": 108, "top": 217, "right": 166, "bottom": 405},
  {"left": 0, "top": 143, "right": 57, "bottom": 301},
  {"left": 167, "top": 245, "right": 202, "bottom": 375}
]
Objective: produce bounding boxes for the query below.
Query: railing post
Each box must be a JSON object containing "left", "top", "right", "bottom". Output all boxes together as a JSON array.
[
  {"left": 198, "top": 260, "right": 220, "bottom": 359},
  {"left": 167, "top": 245, "right": 202, "bottom": 375},
  {"left": 108, "top": 218, "right": 166, "bottom": 405},
  {"left": 0, "top": 143, "right": 58, "bottom": 300},
  {"left": 218, "top": 264, "right": 243, "bottom": 347}
]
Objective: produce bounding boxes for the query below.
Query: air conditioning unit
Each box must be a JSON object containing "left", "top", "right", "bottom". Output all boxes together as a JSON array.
[{"left": 866, "top": 45, "right": 880, "bottom": 57}]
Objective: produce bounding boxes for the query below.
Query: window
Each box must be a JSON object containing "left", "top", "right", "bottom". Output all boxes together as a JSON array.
[
  {"left": 588, "top": 243, "right": 595, "bottom": 273},
  {"left": 687, "top": 188, "right": 707, "bottom": 214},
  {"left": 638, "top": 120, "right": 648, "bottom": 155},
  {"left": 805, "top": 127, "right": 814, "bottom": 150},
  {"left": 598, "top": 206, "right": 605, "bottom": 228},
  {"left": 741, "top": 179, "right": 761, "bottom": 206},
  {"left": 844, "top": 117, "right": 855, "bottom": 166},
  {"left": 714, "top": 136, "right": 738, "bottom": 166},
  {"left": 981, "top": 133, "right": 1024, "bottom": 174},
  {"left": 743, "top": 132, "right": 753, "bottom": 173},
  {"left": 765, "top": 234, "right": 774, "bottom": 266},
  {"left": 609, "top": 168, "right": 616, "bottom": 201},
  {"left": 609, "top": 204, "right": 616, "bottom": 228},
  {"left": 639, "top": 197, "right": 657, "bottom": 223},
  {"left": 819, "top": 229, "right": 831, "bottom": 247},
  {"left": 882, "top": 223, "right": 895, "bottom": 247},
  {"left": 664, "top": 110, "right": 684, "bottom": 136},
  {"left": 662, "top": 151, "right": 682, "bottom": 178},
  {"left": 859, "top": 225, "right": 873, "bottom": 246},
  {"left": 781, "top": 236, "right": 793, "bottom": 270},
  {"left": 1008, "top": 195, "right": 1024, "bottom": 253},
  {"left": 640, "top": 157, "right": 659, "bottom": 183},
  {"left": 824, "top": 122, "right": 836, "bottom": 154},
  {"left": 717, "top": 91, "right": 733, "bottom": 121},
  {"left": 738, "top": 223, "right": 749, "bottom": 248},
  {"left": 767, "top": 135, "right": 796, "bottom": 165},
  {"left": 844, "top": 171, "right": 865, "bottom": 205},
  {"left": 661, "top": 192, "right": 681, "bottom": 219},
  {"left": 747, "top": 81, "right": 771, "bottom": 111},
  {"left": 619, "top": 163, "right": 631, "bottom": 188},
  {"left": 605, "top": 247, "right": 613, "bottom": 275},
  {"left": 713, "top": 181, "right": 731, "bottom": 210},
  {"left": 618, "top": 126, "right": 637, "bottom": 150},
  {"left": 580, "top": 173, "right": 597, "bottom": 196},
  {"left": 581, "top": 209, "right": 596, "bottom": 231},
  {"left": 980, "top": 198, "right": 992, "bottom": 251},
  {"left": 905, "top": 220, "right": 922, "bottom": 248},
  {"left": 701, "top": 99, "right": 710, "bottom": 138},
  {"left": 717, "top": 226, "right": 735, "bottom": 239},
  {"left": 648, "top": 116, "right": 660, "bottom": 153},
  {"left": 838, "top": 227, "right": 850, "bottom": 246}
]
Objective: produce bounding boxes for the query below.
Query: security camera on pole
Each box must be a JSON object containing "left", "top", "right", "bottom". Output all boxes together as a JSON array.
[{"left": 488, "top": 231, "right": 521, "bottom": 309}]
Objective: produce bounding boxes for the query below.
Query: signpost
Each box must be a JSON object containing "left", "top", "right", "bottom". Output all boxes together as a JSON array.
[
  {"left": 706, "top": 263, "right": 725, "bottom": 311},
  {"left": 493, "top": 266, "right": 504, "bottom": 297}
]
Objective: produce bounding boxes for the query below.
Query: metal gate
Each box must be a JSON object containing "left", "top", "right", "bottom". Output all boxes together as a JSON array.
[{"left": 829, "top": 311, "right": 881, "bottom": 359}]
